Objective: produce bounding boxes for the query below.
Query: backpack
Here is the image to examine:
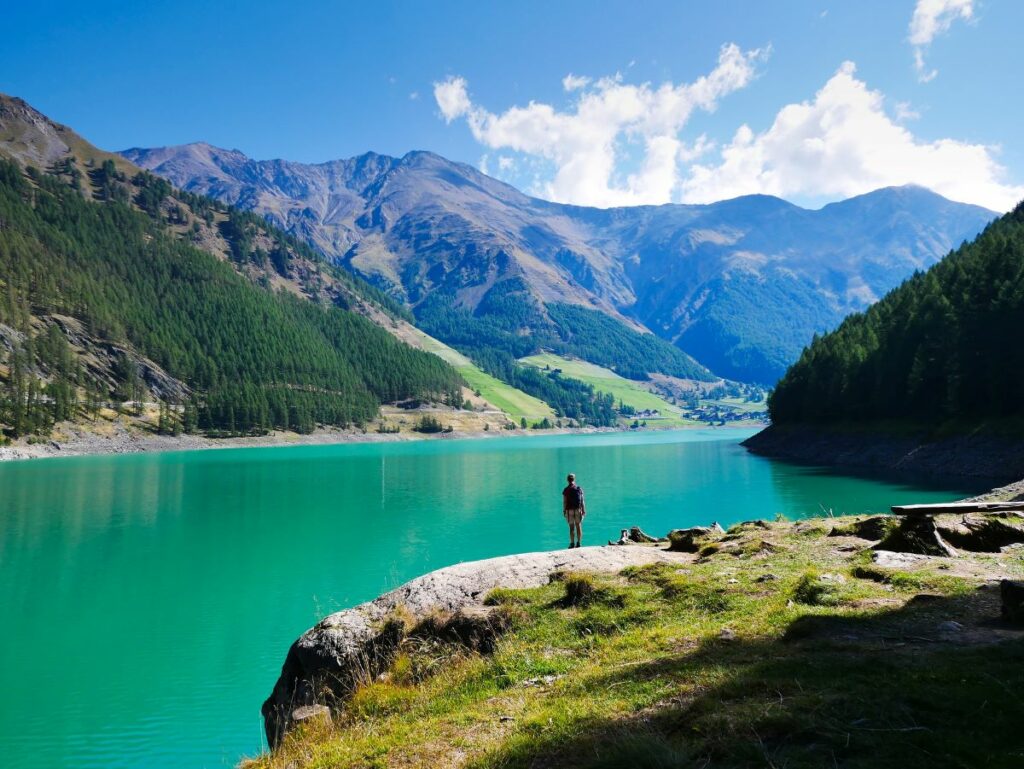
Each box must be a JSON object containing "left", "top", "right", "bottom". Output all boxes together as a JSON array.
[{"left": 564, "top": 483, "right": 584, "bottom": 508}]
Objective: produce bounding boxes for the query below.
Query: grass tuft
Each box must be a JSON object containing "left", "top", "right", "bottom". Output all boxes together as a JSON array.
[{"left": 792, "top": 569, "right": 843, "bottom": 606}]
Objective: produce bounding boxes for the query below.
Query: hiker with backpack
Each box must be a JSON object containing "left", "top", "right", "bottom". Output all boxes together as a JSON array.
[{"left": 562, "top": 473, "right": 586, "bottom": 548}]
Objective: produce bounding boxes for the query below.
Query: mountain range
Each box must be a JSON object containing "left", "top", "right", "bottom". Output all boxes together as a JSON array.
[
  {"left": 0, "top": 94, "right": 467, "bottom": 437},
  {"left": 123, "top": 143, "right": 998, "bottom": 383}
]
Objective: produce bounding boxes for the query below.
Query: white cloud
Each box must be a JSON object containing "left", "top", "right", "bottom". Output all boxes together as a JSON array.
[
  {"left": 497, "top": 155, "right": 515, "bottom": 171},
  {"left": 562, "top": 74, "right": 591, "bottom": 92},
  {"left": 435, "top": 76, "right": 473, "bottom": 122},
  {"left": 680, "top": 62, "right": 1022, "bottom": 212},
  {"left": 432, "top": 43, "right": 766, "bottom": 207},
  {"left": 908, "top": 0, "right": 973, "bottom": 81},
  {"left": 893, "top": 100, "right": 920, "bottom": 122}
]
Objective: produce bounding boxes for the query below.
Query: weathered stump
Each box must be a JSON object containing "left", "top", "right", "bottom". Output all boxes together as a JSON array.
[{"left": 874, "top": 515, "right": 957, "bottom": 557}]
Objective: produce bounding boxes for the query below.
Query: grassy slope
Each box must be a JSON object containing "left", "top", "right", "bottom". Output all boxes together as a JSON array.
[
  {"left": 702, "top": 396, "right": 767, "bottom": 414},
  {"left": 246, "top": 517, "right": 1024, "bottom": 768},
  {"left": 520, "top": 353, "right": 694, "bottom": 426},
  {"left": 405, "top": 328, "right": 555, "bottom": 421}
]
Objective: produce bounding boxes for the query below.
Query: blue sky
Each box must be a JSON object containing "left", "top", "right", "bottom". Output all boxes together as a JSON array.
[{"left": 2, "top": 1, "right": 1020, "bottom": 210}]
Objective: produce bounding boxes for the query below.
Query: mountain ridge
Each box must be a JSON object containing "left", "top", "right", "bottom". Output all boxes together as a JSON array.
[{"left": 124, "top": 141, "right": 998, "bottom": 383}]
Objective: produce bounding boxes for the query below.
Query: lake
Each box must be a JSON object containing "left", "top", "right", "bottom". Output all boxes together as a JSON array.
[{"left": 0, "top": 428, "right": 985, "bottom": 768}]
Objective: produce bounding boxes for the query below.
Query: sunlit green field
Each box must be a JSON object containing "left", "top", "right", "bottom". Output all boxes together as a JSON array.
[
  {"left": 406, "top": 329, "right": 555, "bottom": 420},
  {"left": 456, "top": 365, "right": 556, "bottom": 421},
  {"left": 703, "top": 396, "right": 768, "bottom": 414},
  {"left": 519, "top": 353, "right": 694, "bottom": 426}
]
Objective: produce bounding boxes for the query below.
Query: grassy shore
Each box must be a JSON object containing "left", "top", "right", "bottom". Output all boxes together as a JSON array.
[{"left": 243, "top": 516, "right": 1024, "bottom": 769}]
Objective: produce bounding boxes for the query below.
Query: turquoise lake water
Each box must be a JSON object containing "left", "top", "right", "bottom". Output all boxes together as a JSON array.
[{"left": 0, "top": 428, "right": 985, "bottom": 768}]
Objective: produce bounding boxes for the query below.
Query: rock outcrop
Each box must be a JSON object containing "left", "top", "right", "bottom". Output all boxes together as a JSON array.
[
  {"left": 667, "top": 523, "right": 725, "bottom": 553},
  {"left": 262, "top": 545, "right": 683, "bottom": 748},
  {"left": 873, "top": 513, "right": 1024, "bottom": 557}
]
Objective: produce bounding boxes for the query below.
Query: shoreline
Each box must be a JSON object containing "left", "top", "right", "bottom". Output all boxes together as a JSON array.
[
  {"left": 743, "top": 423, "right": 1024, "bottom": 482},
  {"left": 258, "top": 510, "right": 1024, "bottom": 756},
  {"left": 0, "top": 419, "right": 763, "bottom": 464},
  {"left": 261, "top": 543, "right": 689, "bottom": 747}
]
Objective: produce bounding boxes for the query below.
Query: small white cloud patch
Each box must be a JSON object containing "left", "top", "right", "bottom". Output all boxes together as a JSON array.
[
  {"left": 562, "top": 74, "right": 591, "bottom": 92},
  {"left": 435, "top": 76, "right": 473, "bottom": 123},
  {"left": 908, "top": 0, "right": 974, "bottom": 82}
]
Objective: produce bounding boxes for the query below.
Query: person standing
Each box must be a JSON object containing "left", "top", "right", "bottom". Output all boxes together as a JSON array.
[{"left": 562, "top": 473, "right": 586, "bottom": 548}]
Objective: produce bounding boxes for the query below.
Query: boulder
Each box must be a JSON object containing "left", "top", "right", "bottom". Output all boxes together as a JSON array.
[
  {"left": 874, "top": 516, "right": 958, "bottom": 557},
  {"left": 667, "top": 523, "right": 725, "bottom": 553},
  {"left": 872, "top": 550, "right": 933, "bottom": 568},
  {"left": 1001, "top": 580, "right": 1024, "bottom": 624}
]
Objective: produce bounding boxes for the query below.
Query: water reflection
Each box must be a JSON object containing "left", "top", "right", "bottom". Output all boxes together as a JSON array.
[{"left": 762, "top": 455, "right": 987, "bottom": 520}]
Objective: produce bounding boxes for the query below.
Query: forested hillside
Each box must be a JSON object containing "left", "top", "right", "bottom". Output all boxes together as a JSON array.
[
  {"left": 768, "top": 202, "right": 1024, "bottom": 430},
  {"left": 0, "top": 94, "right": 665, "bottom": 436},
  {"left": 0, "top": 155, "right": 462, "bottom": 438}
]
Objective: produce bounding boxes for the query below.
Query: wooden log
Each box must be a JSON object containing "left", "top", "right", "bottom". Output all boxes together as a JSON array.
[{"left": 891, "top": 502, "right": 1024, "bottom": 516}]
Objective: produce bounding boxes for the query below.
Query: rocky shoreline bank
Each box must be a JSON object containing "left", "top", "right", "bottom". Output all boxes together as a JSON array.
[
  {"left": 0, "top": 420, "right": 735, "bottom": 464},
  {"left": 257, "top": 508, "right": 1024, "bottom": 761},
  {"left": 261, "top": 545, "right": 684, "bottom": 747},
  {"left": 743, "top": 424, "right": 1024, "bottom": 481}
]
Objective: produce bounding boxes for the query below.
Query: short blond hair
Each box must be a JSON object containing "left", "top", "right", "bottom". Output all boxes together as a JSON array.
[{"left": 567, "top": 473, "right": 575, "bottom": 482}]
